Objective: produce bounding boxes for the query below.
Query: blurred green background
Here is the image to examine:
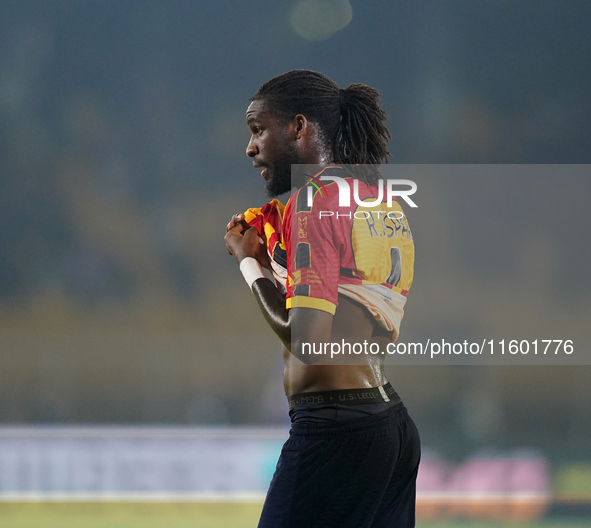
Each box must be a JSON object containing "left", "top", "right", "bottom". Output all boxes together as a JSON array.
[
  {"left": 0, "top": 503, "right": 590, "bottom": 528},
  {"left": 1, "top": 0, "right": 590, "bottom": 525}
]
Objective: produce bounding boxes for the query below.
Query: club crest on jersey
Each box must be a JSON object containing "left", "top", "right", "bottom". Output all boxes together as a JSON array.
[{"left": 298, "top": 217, "right": 308, "bottom": 238}]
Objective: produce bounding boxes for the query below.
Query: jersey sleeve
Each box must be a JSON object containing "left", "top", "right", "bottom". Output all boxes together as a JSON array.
[{"left": 285, "top": 185, "right": 340, "bottom": 315}]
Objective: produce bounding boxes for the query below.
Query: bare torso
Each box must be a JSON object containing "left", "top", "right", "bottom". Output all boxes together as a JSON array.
[{"left": 282, "top": 295, "right": 391, "bottom": 396}]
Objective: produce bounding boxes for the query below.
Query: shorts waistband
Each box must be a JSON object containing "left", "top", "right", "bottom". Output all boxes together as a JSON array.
[
  {"left": 289, "top": 401, "right": 407, "bottom": 436},
  {"left": 287, "top": 382, "right": 401, "bottom": 410}
]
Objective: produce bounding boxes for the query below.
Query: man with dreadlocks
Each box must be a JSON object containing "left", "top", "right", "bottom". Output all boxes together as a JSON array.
[{"left": 225, "top": 70, "right": 420, "bottom": 527}]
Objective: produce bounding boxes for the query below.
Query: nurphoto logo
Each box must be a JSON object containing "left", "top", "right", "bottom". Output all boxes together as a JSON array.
[{"left": 306, "top": 175, "right": 418, "bottom": 208}]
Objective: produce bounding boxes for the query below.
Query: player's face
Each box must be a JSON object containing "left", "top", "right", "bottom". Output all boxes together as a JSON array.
[{"left": 246, "top": 100, "right": 302, "bottom": 197}]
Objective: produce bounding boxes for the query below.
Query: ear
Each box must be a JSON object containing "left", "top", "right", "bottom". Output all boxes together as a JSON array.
[{"left": 291, "top": 114, "right": 313, "bottom": 140}]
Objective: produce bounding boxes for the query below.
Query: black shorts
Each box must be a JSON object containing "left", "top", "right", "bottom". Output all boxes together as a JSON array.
[{"left": 258, "top": 398, "right": 421, "bottom": 528}]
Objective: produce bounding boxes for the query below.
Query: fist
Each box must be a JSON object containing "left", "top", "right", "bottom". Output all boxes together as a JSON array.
[
  {"left": 224, "top": 213, "right": 269, "bottom": 267},
  {"left": 225, "top": 213, "right": 249, "bottom": 234}
]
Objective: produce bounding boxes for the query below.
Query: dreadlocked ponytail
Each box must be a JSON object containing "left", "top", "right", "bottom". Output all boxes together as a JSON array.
[
  {"left": 251, "top": 70, "right": 391, "bottom": 185},
  {"left": 335, "top": 84, "right": 391, "bottom": 165}
]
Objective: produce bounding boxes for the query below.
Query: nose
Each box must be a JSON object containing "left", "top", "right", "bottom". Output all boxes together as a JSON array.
[{"left": 246, "top": 137, "right": 258, "bottom": 158}]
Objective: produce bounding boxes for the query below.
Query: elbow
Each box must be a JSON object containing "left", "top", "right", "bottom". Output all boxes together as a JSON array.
[{"left": 290, "top": 335, "right": 322, "bottom": 365}]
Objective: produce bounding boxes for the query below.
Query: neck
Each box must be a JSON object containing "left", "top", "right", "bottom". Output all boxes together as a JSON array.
[{"left": 299, "top": 134, "right": 333, "bottom": 166}]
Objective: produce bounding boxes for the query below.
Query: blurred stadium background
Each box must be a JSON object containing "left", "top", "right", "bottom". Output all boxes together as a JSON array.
[{"left": 1, "top": 1, "right": 590, "bottom": 526}]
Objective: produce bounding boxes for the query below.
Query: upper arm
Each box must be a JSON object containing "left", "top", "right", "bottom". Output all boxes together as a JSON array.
[
  {"left": 285, "top": 186, "right": 340, "bottom": 359},
  {"left": 286, "top": 186, "right": 341, "bottom": 315}
]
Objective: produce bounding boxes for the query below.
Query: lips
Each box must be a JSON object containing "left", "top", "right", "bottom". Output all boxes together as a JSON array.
[{"left": 253, "top": 161, "right": 268, "bottom": 179}]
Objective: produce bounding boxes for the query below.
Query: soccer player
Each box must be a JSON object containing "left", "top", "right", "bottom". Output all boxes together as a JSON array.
[{"left": 224, "top": 70, "right": 420, "bottom": 527}]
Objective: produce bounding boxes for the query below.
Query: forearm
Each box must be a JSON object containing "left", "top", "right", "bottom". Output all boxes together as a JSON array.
[
  {"left": 251, "top": 280, "right": 335, "bottom": 366},
  {"left": 224, "top": 213, "right": 333, "bottom": 366},
  {"left": 224, "top": 221, "right": 292, "bottom": 349},
  {"left": 251, "top": 277, "right": 291, "bottom": 350},
  {"left": 240, "top": 263, "right": 332, "bottom": 364}
]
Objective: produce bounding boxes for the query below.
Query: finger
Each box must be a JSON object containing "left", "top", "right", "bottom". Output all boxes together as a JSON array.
[
  {"left": 226, "top": 220, "right": 244, "bottom": 232},
  {"left": 227, "top": 215, "right": 241, "bottom": 232},
  {"left": 226, "top": 213, "right": 245, "bottom": 232},
  {"left": 228, "top": 223, "right": 244, "bottom": 233},
  {"left": 243, "top": 226, "right": 260, "bottom": 241},
  {"left": 230, "top": 213, "right": 244, "bottom": 227},
  {"left": 224, "top": 231, "right": 237, "bottom": 255},
  {"left": 224, "top": 227, "right": 241, "bottom": 242},
  {"left": 241, "top": 226, "right": 264, "bottom": 244}
]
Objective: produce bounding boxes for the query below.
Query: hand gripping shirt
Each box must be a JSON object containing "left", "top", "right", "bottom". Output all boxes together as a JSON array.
[{"left": 243, "top": 199, "right": 288, "bottom": 292}]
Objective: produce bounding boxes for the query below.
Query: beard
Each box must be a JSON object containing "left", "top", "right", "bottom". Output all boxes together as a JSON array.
[
  {"left": 264, "top": 163, "right": 292, "bottom": 197},
  {"left": 263, "top": 143, "right": 305, "bottom": 198}
]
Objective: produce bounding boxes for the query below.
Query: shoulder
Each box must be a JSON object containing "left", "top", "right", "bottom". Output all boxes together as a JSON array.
[{"left": 291, "top": 166, "right": 349, "bottom": 214}]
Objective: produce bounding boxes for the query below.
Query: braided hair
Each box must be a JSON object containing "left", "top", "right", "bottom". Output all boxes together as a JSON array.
[{"left": 250, "top": 70, "right": 391, "bottom": 185}]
